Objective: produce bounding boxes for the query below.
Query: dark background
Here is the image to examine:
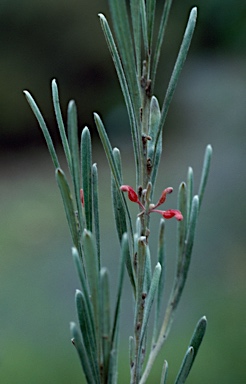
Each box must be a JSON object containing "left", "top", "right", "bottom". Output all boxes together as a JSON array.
[{"left": 1, "top": 0, "right": 246, "bottom": 383}]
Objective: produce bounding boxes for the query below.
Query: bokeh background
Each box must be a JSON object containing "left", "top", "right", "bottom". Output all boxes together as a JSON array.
[{"left": 1, "top": 0, "right": 246, "bottom": 383}]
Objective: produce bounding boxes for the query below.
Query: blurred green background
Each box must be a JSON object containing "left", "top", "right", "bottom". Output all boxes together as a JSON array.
[{"left": 1, "top": 0, "right": 246, "bottom": 382}]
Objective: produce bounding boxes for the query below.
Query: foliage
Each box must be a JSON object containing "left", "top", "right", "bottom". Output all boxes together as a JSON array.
[{"left": 24, "top": 1, "right": 212, "bottom": 383}]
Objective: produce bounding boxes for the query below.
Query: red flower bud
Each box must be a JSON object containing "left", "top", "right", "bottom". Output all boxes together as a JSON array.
[
  {"left": 80, "top": 189, "right": 84, "bottom": 207},
  {"left": 120, "top": 185, "right": 139, "bottom": 202},
  {"left": 120, "top": 185, "right": 145, "bottom": 209},
  {"left": 162, "top": 209, "right": 183, "bottom": 221},
  {"left": 151, "top": 208, "right": 183, "bottom": 221},
  {"left": 156, "top": 187, "right": 173, "bottom": 206}
]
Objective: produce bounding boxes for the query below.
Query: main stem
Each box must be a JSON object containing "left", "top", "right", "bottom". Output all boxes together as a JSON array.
[{"left": 132, "top": 55, "right": 152, "bottom": 383}]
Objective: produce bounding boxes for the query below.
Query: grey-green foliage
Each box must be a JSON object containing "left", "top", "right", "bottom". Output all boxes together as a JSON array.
[{"left": 24, "top": 0, "right": 212, "bottom": 383}]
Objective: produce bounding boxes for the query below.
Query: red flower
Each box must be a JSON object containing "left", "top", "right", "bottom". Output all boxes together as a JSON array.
[
  {"left": 149, "top": 187, "right": 183, "bottom": 221},
  {"left": 121, "top": 184, "right": 183, "bottom": 222}
]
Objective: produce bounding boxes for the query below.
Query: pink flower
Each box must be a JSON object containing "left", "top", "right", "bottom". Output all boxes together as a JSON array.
[{"left": 120, "top": 185, "right": 183, "bottom": 221}]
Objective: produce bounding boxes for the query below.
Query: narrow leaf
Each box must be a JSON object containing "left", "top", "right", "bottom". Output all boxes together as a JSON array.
[
  {"left": 67, "top": 100, "right": 84, "bottom": 235},
  {"left": 152, "top": 218, "right": 165, "bottom": 345},
  {"left": 186, "top": 167, "right": 193, "bottom": 223},
  {"left": 189, "top": 316, "right": 207, "bottom": 361},
  {"left": 160, "top": 360, "right": 168, "bottom": 384},
  {"left": 146, "top": 0, "right": 156, "bottom": 52},
  {"left": 175, "top": 316, "right": 207, "bottom": 384},
  {"left": 100, "top": 268, "right": 111, "bottom": 380},
  {"left": 75, "top": 290, "right": 100, "bottom": 383},
  {"left": 173, "top": 195, "right": 199, "bottom": 307},
  {"left": 136, "top": 236, "right": 147, "bottom": 306},
  {"left": 94, "top": 113, "right": 135, "bottom": 257},
  {"left": 107, "top": 0, "right": 141, "bottom": 128},
  {"left": 82, "top": 229, "right": 100, "bottom": 339},
  {"left": 111, "top": 233, "right": 127, "bottom": 344},
  {"left": 140, "top": 262, "right": 161, "bottom": 345},
  {"left": 174, "top": 347, "right": 194, "bottom": 384},
  {"left": 55, "top": 168, "right": 79, "bottom": 249},
  {"left": 143, "top": 245, "right": 152, "bottom": 294},
  {"left": 147, "top": 96, "right": 162, "bottom": 191},
  {"left": 72, "top": 247, "right": 96, "bottom": 341},
  {"left": 81, "top": 127, "right": 93, "bottom": 231},
  {"left": 23, "top": 90, "right": 59, "bottom": 169},
  {"left": 70, "top": 322, "right": 94, "bottom": 383},
  {"left": 111, "top": 148, "right": 127, "bottom": 243},
  {"left": 129, "top": 336, "right": 135, "bottom": 378},
  {"left": 108, "top": 347, "right": 119, "bottom": 384},
  {"left": 98, "top": 14, "right": 141, "bottom": 183},
  {"left": 151, "top": 0, "right": 173, "bottom": 88},
  {"left": 140, "top": 0, "right": 149, "bottom": 56},
  {"left": 51, "top": 79, "right": 72, "bottom": 173},
  {"left": 130, "top": 0, "right": 141, "bottom": 76},
  {"left": 92, "top": 163, "right": 100, "bottom": 270},
  {"left": 198, "top": 144, "right": 212, "bottom": 209},
  {"left": 176, "top": 182, "right": 187, "bottom": 278},
  {"left": 153, "top": 7, "right": 197, "bottom": 165}
]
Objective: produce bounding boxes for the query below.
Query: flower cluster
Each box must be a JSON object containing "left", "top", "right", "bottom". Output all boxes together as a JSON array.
[{"left": 120, "top": 185, "right": 183, "bottom": 221}]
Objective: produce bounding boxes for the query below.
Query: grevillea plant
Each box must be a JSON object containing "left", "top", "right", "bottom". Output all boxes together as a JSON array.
[{"left": 24, "top": 1, "right": 212, "bottom": 383}]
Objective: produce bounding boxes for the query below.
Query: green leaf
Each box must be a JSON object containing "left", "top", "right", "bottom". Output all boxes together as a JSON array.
[
  {"left": 67, "top": 100, "right": 84, "bottom": 235},
  {"left": 143, "top": 245, "right": 152, "bottom": 293},
  {"left": 75, "top": 290, "right": 101, "bottom": 383},
  {"left": 94, "top": 113, "right": 135, "bottom": 257},
  {"left": 176, "top": 182, "right": 187, "bottom": 278},
  {"left": 198, "top": 144, "right": 212, "bottom": 209},
  {"left": 152, "top": 218, "right": 165, "bottom": 345},
  {"left": 23, "top": 90, "right": 60, "bottom": 169},
  {"left": 140, "top": 0, "right": 148, "bottom": 56},
  {"left": 182, "top": 195, "right": 199, "bottom": 276},
  {"left": 108, "top": 348, "right": 119, "bottom": 384},
  {"left": 173, "top": 194, "right": 199, "bottom": 307},
  {"left": 140, "top": 262, "right": 161, "bottom": 345},
  {"left": 111, "top": 148, "right": 127, "bottom": 243},
  {"left": 100, "top": 268, "right": 111, "bottom": 381},
  {"left": 55, "top": 168, "right": 79, "bottom": 249},
  {"left": 130, "top": 0, "right": 141, "bottom": 76},
  {"left": 153, "top": 7, "right": 197, "bottom": 166},
  {"left": 146, "top": 0, "right": 156, "bottom": 53},
  {"left": 174, "top": 316, "right": 207, "bottom": 384},
  {"left": 82, "top": 230, "right": 100, "bottom": 341},
  {"left": 174, "top": 347, "right": 194, "bottom": 384},
  {"left": 107, "top": 0, "right": 136, "bottom": 85},
  {"left": 136, "top": 236, "right": 147, "bottom": 306},
  {"left": 108, "top": 233, "right": 128, "bottom": 383},
  {"left": 189, "top": 316, "right": 207, "bottom": 361},
  {"left": 70, "top": 322, "right": 95, "bottom": 383},
  {"left": 186, "top": 167, "right": 194, "bottom": 223},
  {"left": 98, "top": 13, "right": 141, "bottom": 183},
  {"left": 51, "top": 79, "right": 72, "bottom": 173},
  {"left": 107, "top": 0, "right": 141, "bottom": 121},
  {"left": 160, "top": 360, "right": 168, "bottom": 384},
  {"left": 92, "top": 163, "right": 100, "bottom": 270},
  {"left": 111, "top": 233, "right": 127, "bottom": 345},
  {"left": 81, "top": 127, "right": 93, "bottom": 231},
  {"left": 129, "top": 335, "right": 135, "bottom": 373},
  {"left": 147, "top": 96, "right": 162, "bottom": 191},
  {"left": 72, "top": 247, "right": 96, "bottom": 340},
  {"left": 151, "top": 0, "right": 173, "bottom": 89}
]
